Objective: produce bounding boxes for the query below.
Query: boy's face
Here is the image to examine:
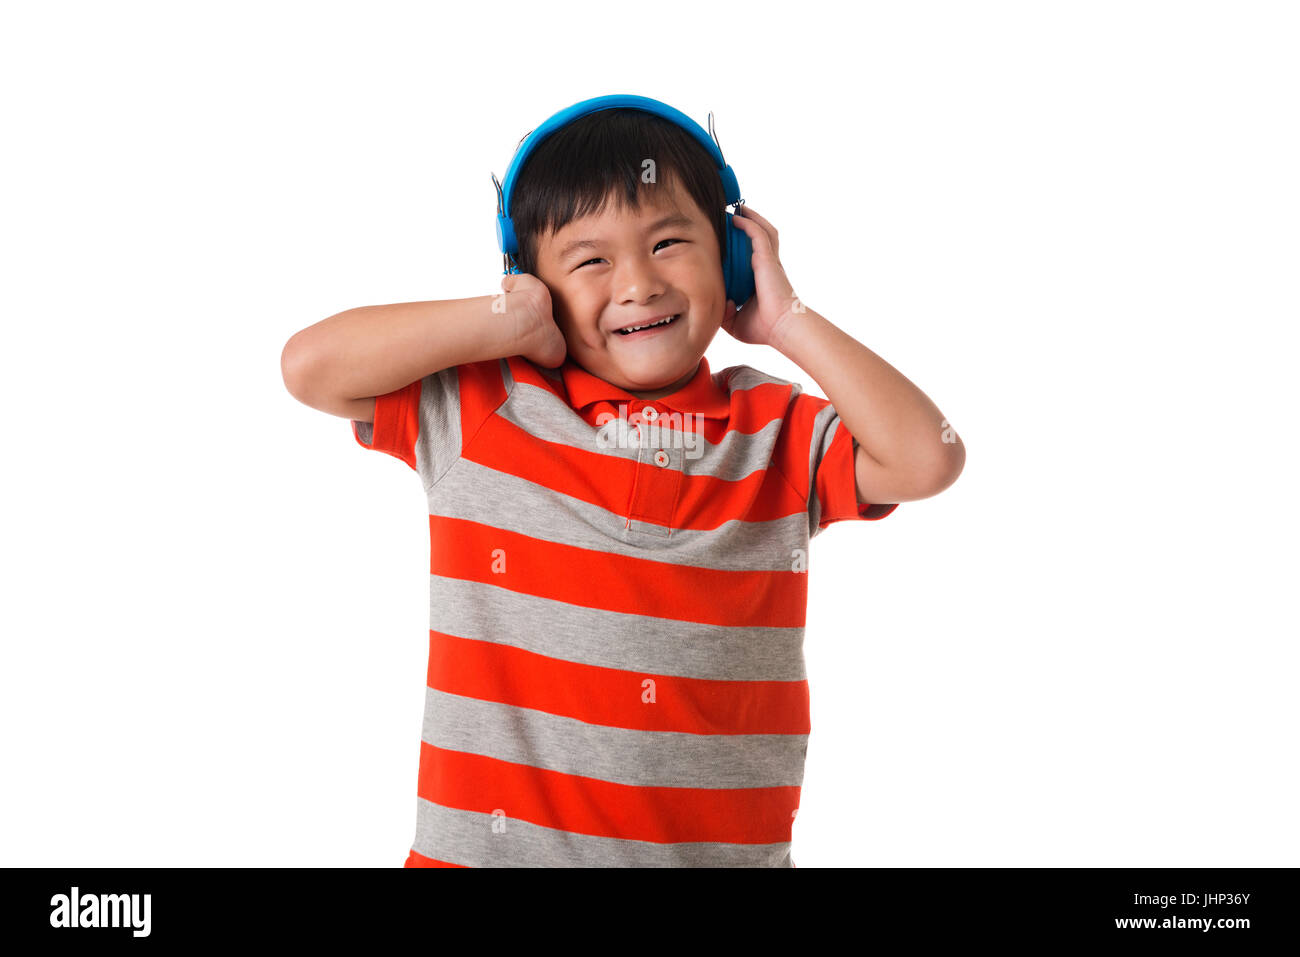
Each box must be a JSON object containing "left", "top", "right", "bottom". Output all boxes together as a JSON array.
[{"left": 533, "top": 176, "right": 726, "bottom": 400}]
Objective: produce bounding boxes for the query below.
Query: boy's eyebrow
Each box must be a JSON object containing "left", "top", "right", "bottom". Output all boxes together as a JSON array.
[{"left": 556, "top": 213, "right": 697, "bottom": 260}]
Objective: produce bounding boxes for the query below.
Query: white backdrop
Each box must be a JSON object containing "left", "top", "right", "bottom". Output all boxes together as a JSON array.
[{"left": 2, "top": 0, "right": 1295, "bottom": 867}]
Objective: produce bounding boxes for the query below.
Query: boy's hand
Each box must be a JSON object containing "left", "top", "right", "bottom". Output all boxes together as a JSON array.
[
  {"left": 502, "top": 272, "right": 567, "bottom": 368},
  {"left": 722, "top": 205, "right": 803, "bottom": 351}
]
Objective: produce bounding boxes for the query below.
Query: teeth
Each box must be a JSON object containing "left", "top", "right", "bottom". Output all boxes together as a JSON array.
[{"left": 619, "top": 315, "right": 677, "bottom": 335}]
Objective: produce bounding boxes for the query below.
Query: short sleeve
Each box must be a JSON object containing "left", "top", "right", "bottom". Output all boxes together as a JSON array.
[
  {"left": 350, "top": 365, "right": 463, "bottom": 490},
  {"left": 805, "top": 398, "right": 899, "bottom": 537}
]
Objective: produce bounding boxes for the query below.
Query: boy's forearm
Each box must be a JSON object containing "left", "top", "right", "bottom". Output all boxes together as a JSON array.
[
  {"left": 282, "top": 295, "right": 520, "bottom": 405},
  {"left": 773, "top": 308, "right": 963, "bottom": 483}
]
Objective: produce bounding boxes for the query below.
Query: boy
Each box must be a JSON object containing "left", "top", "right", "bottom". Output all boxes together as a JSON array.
[{"left": 281, "top": 105, "right": 965, "bottom": 867}]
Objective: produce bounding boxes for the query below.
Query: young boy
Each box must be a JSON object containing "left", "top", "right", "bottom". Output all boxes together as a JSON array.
[{"left": 281, "top": 105, "right": 965, "bottom": 867}]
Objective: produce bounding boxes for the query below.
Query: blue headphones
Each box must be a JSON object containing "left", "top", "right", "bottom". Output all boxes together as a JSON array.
[{"left": 491, "top": 94, "right": 755, "bottom": 308}]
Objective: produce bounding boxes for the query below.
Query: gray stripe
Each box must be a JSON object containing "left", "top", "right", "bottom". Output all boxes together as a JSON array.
[
  {"left": 807, "top": 403, "right": 844, "bottom": 538},
  {"left": 430, "top": 457, "right": 810, "bottom": 569},
  {"left": 422, "top": 687, "right": 809, "bottom": 789},
  {"left": 498, "top": 356, "right": 517, "bottom": 391},
  {"left": 502, "top": 377, "right": 790, "bottom": 483},
  {"left": 429, "top": 576, "right": 808, "bottom": 681},
  {"left": 726, "top": 364, "right": 797, "bottom": 395},
  {"left": 807, "top": 402, "right": 842, "bottom": 493},
  {"left": 808, "top": 486, "right": 825, "bottom": 538},
  {"left": 416, "top": 366, "right": 465, "bottom": 492},
  {"left": 410, "top": 799, "right": 794, "bottom": 867}
]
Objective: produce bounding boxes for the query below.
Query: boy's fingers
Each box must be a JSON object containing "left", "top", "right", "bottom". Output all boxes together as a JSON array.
[
  {"left": 741, "top": 206, "right": 775, "bottom": 232},
  {"left": 736, "top": 212, "right": 774, "bottom": 254},
  {"left": 738, "top": 206, "right": 778, "bottom": 254}
]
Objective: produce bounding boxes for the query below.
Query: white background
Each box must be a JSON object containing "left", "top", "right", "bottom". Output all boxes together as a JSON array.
[{"left": 2, "top": 1, "right": 1296, "bottom": 867}]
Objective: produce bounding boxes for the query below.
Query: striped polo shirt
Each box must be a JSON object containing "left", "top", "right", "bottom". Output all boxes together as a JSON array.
[{"left": 351, "top": 353, "right": 898, "bottom": 867}]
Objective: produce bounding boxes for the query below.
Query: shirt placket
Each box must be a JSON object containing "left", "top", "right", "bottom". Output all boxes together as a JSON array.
[{"left": 624, "top": 403, "right": 682, "bottom": 536}]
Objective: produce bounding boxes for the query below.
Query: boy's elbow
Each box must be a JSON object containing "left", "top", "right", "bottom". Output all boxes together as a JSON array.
[
  {"left": 927, "top": 438, "right": 966, "bottom": 495},
  {"left": 281, "top": 331, "right": 319, "bottom": 403}
]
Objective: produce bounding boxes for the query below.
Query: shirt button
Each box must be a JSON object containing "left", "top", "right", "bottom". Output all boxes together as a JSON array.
[
  {"left": 653, "top": 450, "right": 670, "bottom": 467},
  {"left": 643, "top": 406, "right": 658, "bottom": 420}
]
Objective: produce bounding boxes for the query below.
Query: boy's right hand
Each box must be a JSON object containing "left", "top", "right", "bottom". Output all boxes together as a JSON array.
[{"left": 502, "top": 273, "right": 567, "bottom": 368}]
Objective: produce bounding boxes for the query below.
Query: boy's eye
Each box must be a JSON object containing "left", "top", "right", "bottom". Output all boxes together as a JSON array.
[{"left": 577, "top": 239, "right": 685, "bottom": 269}]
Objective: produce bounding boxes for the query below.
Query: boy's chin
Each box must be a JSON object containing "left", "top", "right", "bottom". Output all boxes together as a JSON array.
[{"left": 606, "top": 354, "right": 700, "bottom": 388}]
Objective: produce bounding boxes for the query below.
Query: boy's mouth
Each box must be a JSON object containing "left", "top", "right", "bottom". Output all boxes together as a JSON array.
[{"left": 614, "top": 314, "right": 680, "bottom": 337}]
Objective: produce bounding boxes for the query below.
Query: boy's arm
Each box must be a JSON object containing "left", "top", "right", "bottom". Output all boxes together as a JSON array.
[
  {"left": 773, "top": 308, "right": 965, "bottom": 505},
  {"left": 280, "top": 284, "right": 546, "bottom": 420}
]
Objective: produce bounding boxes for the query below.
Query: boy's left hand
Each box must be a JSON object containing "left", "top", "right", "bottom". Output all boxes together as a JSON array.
[{"left": 721, "top": 205, "right": 802, "bottom": 350}]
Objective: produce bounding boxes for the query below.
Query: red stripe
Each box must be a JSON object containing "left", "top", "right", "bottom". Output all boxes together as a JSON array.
[
  {"left": 417, "top": 742, "right": 799, "bottom": 844},
  {"left": 429, "top": 515, "right": 808, "bottom": 627},
  {"left": 357, "top": 378, "right": 421, "bottom": 469},
  {"left": 427, "top": 631, "right": 810, "bottom": 735},
  {"left": 816, "top": 421, "right": 862, "bottom": 526},
  {"left": 770, "top": 392, "right": 823, "bottom": 501},
  {"left": 478, "top": 411, "right": 810, "bottom": 529},
  {"left": 462, "top": 388, "right": 812, "bottom": 532},
  {"left": 456, "top": 359, "right": 510, "bottom": 443},
  {"left": 403, "top": 848, "right": 466, "bottom": 867}
]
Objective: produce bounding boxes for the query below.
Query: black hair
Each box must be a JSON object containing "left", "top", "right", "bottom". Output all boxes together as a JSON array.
[{"left": 508, "top": 108, "right": 728, "bottom": 277}]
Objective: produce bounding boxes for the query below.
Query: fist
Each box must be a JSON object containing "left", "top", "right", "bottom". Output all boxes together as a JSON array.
[{"left": 501, "top": 272, "right": 567, "bottom": 368}]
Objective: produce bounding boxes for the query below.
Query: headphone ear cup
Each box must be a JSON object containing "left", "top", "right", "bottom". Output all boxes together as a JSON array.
[
  {"left": 497, "top": 214, "right": 518, "bottom": 259},
  {"left": 723, "top": 211, "right": 755, "bottom": 309}
]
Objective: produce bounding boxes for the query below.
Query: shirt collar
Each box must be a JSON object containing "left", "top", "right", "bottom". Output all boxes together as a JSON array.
[{"left": 559, "top": 355, "right": 731, "bottom": 420}]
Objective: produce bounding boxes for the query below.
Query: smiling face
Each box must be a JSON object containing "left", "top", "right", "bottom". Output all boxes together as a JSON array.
[{"left": 532, "top": 174, "right": 727, "bottom": 400}]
